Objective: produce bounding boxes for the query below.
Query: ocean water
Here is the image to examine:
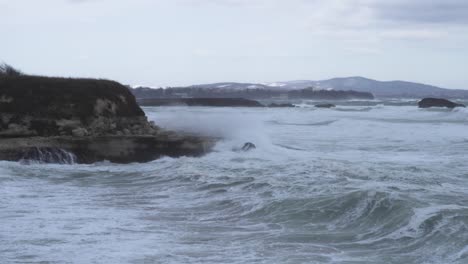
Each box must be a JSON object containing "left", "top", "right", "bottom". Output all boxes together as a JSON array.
[{"left": 1, "top": 100, "right": 468, "bottom": 264}]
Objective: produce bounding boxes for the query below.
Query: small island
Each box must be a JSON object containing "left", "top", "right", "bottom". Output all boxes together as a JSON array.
[
  {"left": 0, "top": 67, "right": 214, "bottom": 164},
  {"left": 418, "top": 98, "right": 466, "bottom": 108}
]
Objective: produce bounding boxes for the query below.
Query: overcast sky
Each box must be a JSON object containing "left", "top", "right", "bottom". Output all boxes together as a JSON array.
[{"left": 1, "top": 0, "right": 468, "bottom": 88}]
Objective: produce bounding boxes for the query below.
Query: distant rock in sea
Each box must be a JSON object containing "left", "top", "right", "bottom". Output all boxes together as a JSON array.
[
  {"left": 241, "top": 142, "right": 256, "bottom": 151},
  {"left": 418, "top": 98, "right": 466, "bottom": 109},
  {"left": 0, "top": 75, "right": 214, "bottom": 164},
  {"left": 232, "top": 142, "right": 256, "bottom": 152}
]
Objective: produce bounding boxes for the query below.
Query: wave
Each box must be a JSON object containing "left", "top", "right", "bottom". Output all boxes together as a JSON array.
[
  {"left": 273, "top": 143, "right": 308, "bottom": 151},
  {"left": 267, "top": 120, "right": 337, "bottom": 127},
  {"left": 334, "top": 107, "right": 374, "bottom": 112}
]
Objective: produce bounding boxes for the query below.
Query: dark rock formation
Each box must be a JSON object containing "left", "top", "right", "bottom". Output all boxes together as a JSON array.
[
  {"left": 138, "top": 98, "right": 264, "bottom": 107},
  {"left": 241, "top": 142, "right": 256, "bottom": 151},
  {"left": 2, "top": 134, "right": 212, "bottom": 164},
  {"left": 315, "top": 104, "right": 336, "bottom": 108},
  {"left": 267, "top": 103, "right": 295, "bottom": 108},
  {"left": 232, "top": 142, "right": 256, "bottom": 152},
  {"left": 418, "top": 98, "right": 466, "bottom": 109},
  {"left": 0, "top": 75, "right": 214, "bottom": 163}
]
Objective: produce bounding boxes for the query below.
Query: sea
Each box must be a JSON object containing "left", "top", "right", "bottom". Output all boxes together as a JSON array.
[{"left": 1, "top": 99, "right": 468, "bottom": 264}]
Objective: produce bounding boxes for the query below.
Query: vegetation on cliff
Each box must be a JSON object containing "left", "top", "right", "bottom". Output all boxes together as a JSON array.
[{"left": 0, "top": 63, "right": 22, "bottom": 77}]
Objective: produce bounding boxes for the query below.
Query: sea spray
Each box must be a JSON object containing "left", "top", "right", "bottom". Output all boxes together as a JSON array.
[
  {"left": 20, "top": 147, "right": 77, "bottom": 165},
  {"left": 145, "top": 106, "right": 273, "bottom": 151}
]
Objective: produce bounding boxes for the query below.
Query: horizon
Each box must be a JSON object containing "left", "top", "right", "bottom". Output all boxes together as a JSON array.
[
  {"left": 127, "top": 76, "right": 465, "bottom": 90},
  {"left": 2, "top": 0, "right": 468, "bottom": 89}
]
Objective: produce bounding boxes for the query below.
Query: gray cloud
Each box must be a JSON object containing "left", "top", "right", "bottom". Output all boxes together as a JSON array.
[
  {"left": 64, "top": 0, "right": 468, "bottom": 22},
  {"left": 177, "top": 0, "right": 468, "bottom": 25},
  {"left": 364, "top": 0, "right": 468, "bottom": 25}
]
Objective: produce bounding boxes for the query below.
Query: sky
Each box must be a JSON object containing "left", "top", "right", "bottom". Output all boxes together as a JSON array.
[{"left": 1, "top": 0, "right": 468, "bottom": 89}]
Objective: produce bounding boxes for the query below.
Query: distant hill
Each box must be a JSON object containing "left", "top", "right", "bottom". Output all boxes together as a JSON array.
[
  {"left": 189, "top": 82, "right": 271, "bottom": 90},
  {"left": 264, "top": 77, "right": 468, "bottom": 98},
  {"left": 132, "top": 77, "right": 468, "bottom": 99}
]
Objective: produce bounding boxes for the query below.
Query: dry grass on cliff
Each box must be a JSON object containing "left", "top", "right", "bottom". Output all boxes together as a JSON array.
[{"left": 0, "top": 63, "right": 22, "bottom": 77}]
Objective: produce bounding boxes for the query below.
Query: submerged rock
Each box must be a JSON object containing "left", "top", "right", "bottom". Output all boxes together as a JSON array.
[
  {"left": 0, "top": 75, "right": 214, "bottom": 163},
  {"left": 315, "top": 104, "right": 336, "bottom": 108},
  {"left": 418, "top": 98, "right": 465, "bottom": 109}
]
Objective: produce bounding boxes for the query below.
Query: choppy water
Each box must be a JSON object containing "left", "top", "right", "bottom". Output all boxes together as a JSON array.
[{"left": 1, "top": 100, "right": 468, "bottom": 263}]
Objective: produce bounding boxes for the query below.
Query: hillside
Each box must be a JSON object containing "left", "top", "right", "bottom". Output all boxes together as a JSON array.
[
  {"left": 266, "top": 77, "right": 468, "bottom": 98},
  {"left": 133, "top": 77, "right": 468, "bottom": 99}
]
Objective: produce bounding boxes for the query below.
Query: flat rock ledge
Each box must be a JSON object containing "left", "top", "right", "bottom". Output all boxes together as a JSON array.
[{"left": 0, "top": 133, "right": 215, "bottom": 164}]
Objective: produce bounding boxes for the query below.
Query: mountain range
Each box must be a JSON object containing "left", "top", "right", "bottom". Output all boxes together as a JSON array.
[{"left": 187, "top": 77, "right": 468, "bottom": 98}]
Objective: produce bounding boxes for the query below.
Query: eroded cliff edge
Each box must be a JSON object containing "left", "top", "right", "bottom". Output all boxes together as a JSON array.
[{"left": 0, "top": 75, "right": 214, "bottom": 163}]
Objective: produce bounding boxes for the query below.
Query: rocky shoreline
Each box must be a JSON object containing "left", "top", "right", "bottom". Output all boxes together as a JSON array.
[{"left": 0, "top": 75, "right": 215, "bottom": 164}]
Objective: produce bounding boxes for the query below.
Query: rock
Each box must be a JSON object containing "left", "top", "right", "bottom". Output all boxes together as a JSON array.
[
  {"left": 418, "top": 98, "right": 465, "bottom": 108},
  {"left": 0, "top": 75, "right": 215, "bottom": 163},
  {"left": 268, "top": 103, "right": 295, "bottom": 108},
  {"left": 122, "top": 128, "right": 131, "bottom": 135},
  {"left": 1, "top": 135, "right": 215, "bottom": 164},
  {"left": 241, "top": 142, "right": 256, "bottom": 151},
  {"left": 315, "top": 104, "right": 336, "bottom": 108},
  {"left": 71, "top": 128, "right": 88, "bottom": 137}
]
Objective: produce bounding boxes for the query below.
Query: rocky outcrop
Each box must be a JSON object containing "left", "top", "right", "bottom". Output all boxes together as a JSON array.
[
  {"left": 232, "top": 142, "right": 256, "bottom": 152},
  {"left": 0, "top": 75, "right": 214, "bottom": 163},
  {"left": 241, "top": 142, "right": 256, "bottom": 151},
  {"left": 1, "top": 134, "right": 212, "bottom": 164},
  {"left": 138, "top": 98, "right": 264, "bottom": 107},
  {"left": 315, "top": 104, "right": 336, "bottom": 108},
  {"left": 418, "top": 98, "right": 466, "bottom": 109}
]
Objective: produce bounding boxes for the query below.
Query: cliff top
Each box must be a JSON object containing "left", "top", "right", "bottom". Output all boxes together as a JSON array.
[{"left": 0, "top": 75, "right": 144, "bottom": 119}]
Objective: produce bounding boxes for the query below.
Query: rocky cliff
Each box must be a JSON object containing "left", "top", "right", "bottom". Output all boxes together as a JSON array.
[{"left": 0, "top": 75, "right": 214, "bottom": 163}]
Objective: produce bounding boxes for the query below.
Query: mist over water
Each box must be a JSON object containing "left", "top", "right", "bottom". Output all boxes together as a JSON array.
[{"left": 1, "top": 100, "right": 468, "bottom": 263}]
